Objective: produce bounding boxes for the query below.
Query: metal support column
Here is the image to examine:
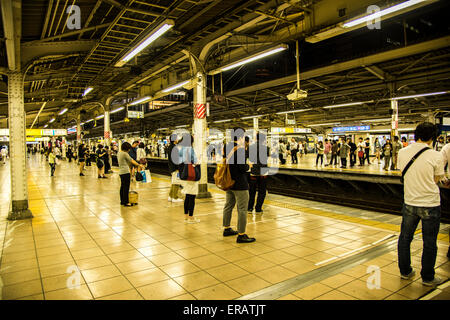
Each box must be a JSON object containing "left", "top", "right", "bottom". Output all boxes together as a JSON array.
[
  {"left": 104, "top": 110, "right": 111, "bottom": 147},
  {"left": 193, "top": 71, "right": 211, "bottom": 198},
  {"left": 7, "top": 72, "right": 32, "bottom": 220},
  {"left": 76, "top": 114, "right": 81, "bottom": 144}
]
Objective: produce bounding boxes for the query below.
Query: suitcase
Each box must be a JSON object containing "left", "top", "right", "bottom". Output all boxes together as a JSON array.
[{"left": 129, "top": 191, "right": 138, "bottom": 204}]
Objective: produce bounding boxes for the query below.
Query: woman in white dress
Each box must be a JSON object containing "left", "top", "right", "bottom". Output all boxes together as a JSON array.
[{"left": 178, "top": 134, "right": 200, "bottom": 223}]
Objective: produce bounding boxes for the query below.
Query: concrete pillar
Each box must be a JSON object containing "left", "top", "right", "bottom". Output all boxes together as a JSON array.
[
  {"left": 7, "top": 72, "right": 32, "bottom": 220},
  {"left": 391, "top": 99, "right": 399, "bottom": 139},
  {"left": 76, "top": 114, "right": 81, "bottom": 144},
  {"left": 193, "top": 71, "right": 211, "bottom": 199},
  {"left": 104, "top": 110, "right": 111, "bottom": 147}
]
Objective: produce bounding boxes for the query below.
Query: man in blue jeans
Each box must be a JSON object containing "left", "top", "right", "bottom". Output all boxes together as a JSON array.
[{"left": 398, "top": 122, "right": 447, "bottom": 287}]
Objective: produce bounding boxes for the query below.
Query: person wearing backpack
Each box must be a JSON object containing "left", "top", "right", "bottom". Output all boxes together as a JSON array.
[
  {"left": 247, "top": 132, "right": 270, "bottom": 214},
  {"left": 398, "top": 122, "right": 447, "bottom": 286},
  {"left": 222, "top": 128, "right": 255, "bottom": 243}
]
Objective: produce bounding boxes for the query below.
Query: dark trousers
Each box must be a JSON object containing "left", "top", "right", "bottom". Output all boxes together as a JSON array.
[
  {"left": 248, "top": 176, "right": 267, "bottom": 212},
  {"left": 279, "top": 154, "right": 286, "bottom": 164},
  {"left": 119, "top": 173, "right": 131, "bottom": 205},
  {"left": 184, "top": 194, "right": 196, "bottom": 216},
  {"left": 398, "top": 204, "right": 440, "bottom": 281},
  {"left": 331, "top": 154, "right": 338, "bottom": 165},
  {"left": 86, "top": 157, "right": 91, "bottom": 166},
  {"left": 50, "top": 163, "right": 56, "bottom": 176},
  {"left": 340, "top": 157, "right": 347, "bottom": 167},
  {"left": 104, "top": 159, "right": 111, "bottom": 173},
  {"left": 316, "top": 154, "right": 323, "bottom": 165},
  {"left": 291, "top": 150, "right": 298, "bottom": 164},
  {"left": 359, "top": 156, "right": 364, "bottom": 165},
  {"left": 350, "top": 153, "right": 356, "bottom": 166},
  {"left": 364, "top": 151, "right": 370, "bottom": 164}
]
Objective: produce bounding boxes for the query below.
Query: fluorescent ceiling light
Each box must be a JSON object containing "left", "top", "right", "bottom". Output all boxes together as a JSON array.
[
  {"left": 211, "top": 45, "right": 288, "bottom": 74},
  {"left": 115, "top": 20, "right": 174, "bottom": 67},
  {"left": 308, "top": 122, "right": 340, "bottom": 127},
  {"left": 343, "top": 0, "right": 426, "bottom": 28},
  {"left": 322, "top": 101, "right": 373, "bottom": 109},
  {"left": 58, "top": 108, "right": 68, "bottom": 115},
  {"left": 176, "top": 125, "right": 188, "bottom": 128},
  {"left": 82, "top": 87, "right": 93, "bottom": 97},
  {"left": 390, "top": 91, "right": 448, "bottom": 100},
  {"left": 44, "top": 124, "right": 48, "bottom": 128},
  {"left": 361, "top": 118, "right": 392, "bottom": 122},
  {"left": 157, "top": 128, "right": 168, "bottom": 130},
  {"left": 129, "top": 96, "right": 151, "bottom": 106},
  {"left": 276, "top": 108, "right": 313, "bottom": 115},
  {"left": 86, "top": 119, "right": 94, "bottom": 123},
  {"left": 241, "top": 115, "right": 263, "bottom": 120},
  {"left": 213, "top": 119, "right": 231, "bottom": 123},
  {"left": 111, "top": 106, "right": 125, "bottom": 114},
  {"left": 162, "top": 80, "right": 190, "bottom": 93},
  {"left": 95, "top": 115, "right": 104, "bottom": 120},
  {"left": 49, "top": 118, "right": 55, "bottom": 123}
]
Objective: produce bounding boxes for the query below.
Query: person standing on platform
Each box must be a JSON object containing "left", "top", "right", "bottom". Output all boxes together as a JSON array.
[
  {"left": 374, "top": 138, "right": 382, "bottom": 163},
  {"left": 85, "top": 148, "right": 92, "bottom": 167},
  {"left": 248, "top": 132, "right": 270, "bottom": 214},
  {"left": 364, "top": 138, "right": 371, "bottom": 165},
  {"left": 398, "top": 122, "right": 447, "bottom": 286},
  {"left": 435, "top": 136, "right": 445, "bottom": 152},
  {"left": 357, "top": 137, "right": 365, "bottom": 166},
  {"left": 348, "top": 138, "right": 357, "bottom": 167},
  {"left": 129, "top": 141, "right": 139, "bottom": 180},
  {"left": 136, "top": 142, "right": 147, "bottom": 168},
  {"left": 440, "top": 141, "right": 450, "bottom": 258},
  {"left": 223, "top": 128, "right": 256, "bottom": 243},
  {"left": 48, "top": 147, "right": 56, "bottom": 177},
  {"left": 315, "top": 141, "right": 324, "bottom": 166},
  {"left": 279, "top": 141, "right": 287, "bottom": 165},
  {"left": 298, "top": 141, "right": 304, "bottom": 159},
  {"left": 179, "top": 134, "right": 200, "bottom": 223},
  {"left": 331, "top": 140, "right": 339, "bottom": 166},
  {"left": 168, "top": 135, "right": 183, "bottom": 203},
  {"left": 382, "top": 138, "right": 393, "bottom": 171},
  {"left": 1, "top": 147, "right": 7, "bottom": 164},
  {"left": 290, "top": 138, "right": 298, "bottom": 164},
  {"left": 401, "top": 137, "right": 409, "bottom": 148},
  {"left": 391, "top": 136, "right": 403, "bottom": 170},
  {"left": 339, "top": 138, "right": 350, "bottom": 168},
  {"left": 118, "top": 142, "right": 143, "bottom": 207},
  {"left": 78, "top": 144, "right": 86, "bottom": 176},
  {"left": 96, "top": 145, "right": 107, "bottom": 179},
  {"left": 324, "top": 139, "right": 331, "bottom": 166},
  {"left": 67, "top": 146, "right": 73, "bottom": 163},
  {"left": 103, "top": 146, "right": 111, "bottom": 174}
]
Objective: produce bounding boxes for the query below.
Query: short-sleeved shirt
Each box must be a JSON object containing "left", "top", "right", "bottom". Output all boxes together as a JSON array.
[
  {"left": 441, "top": 143, "right": 450, "bottom": 167},
  {"left": 118, "top": 151, "right": 133, "bottom": 175},
  {"left": 398, "top": 142, "right": 445, "bottom": 207}
]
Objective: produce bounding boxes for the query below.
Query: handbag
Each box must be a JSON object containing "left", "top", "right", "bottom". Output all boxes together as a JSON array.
[
  {"left": 135, "top": 171, "right": 143, "bottom": 181},
  {"left": 179, "top": 148, "right": 200, "bottom": 181},
  {"left": 140, "top": 170, "right": 152, "bottom": 183}
]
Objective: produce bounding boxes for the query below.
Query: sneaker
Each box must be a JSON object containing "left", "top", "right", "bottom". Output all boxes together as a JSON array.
[
  {"left": 223, "top": 228, "right": 238, "bottom": 237},
  {"left": 401, "top": 269, "right": 416, "bottom": 280},
  {"left": 236, "top": 234, "right": 256, "bottom": 243},
  {"left": 247, "top": 210, "right": 253, "bottom": 214},
  {"left": 168, "top": 197, "right": 172, "bottom": 202},
  {"left": 101, "top": 176, "right": 107, "bottom": 179},
  {"left": 422, "top": 277, "right": 444, "bottom": 287},
  {"left": 172, "top": 198, "right": 183, "bottom": 203},
  {"left": 187, "top": 218, "right": 200, "bottom": 224},
  {"left": 255, "top": 210, "right": 263, "bottom": 214}
]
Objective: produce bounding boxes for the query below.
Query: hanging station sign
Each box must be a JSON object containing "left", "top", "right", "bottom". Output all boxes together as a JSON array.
[
  {"left": 271, "top": 127, "right": 311, "bottom": 134},
  {"left": 0, "top": 129, "right": 67, "bottom": 136},
  {"left": 332, "top": 125, "right": 371, "bottom": 133},
  {"left": 127, "top": 110, "right": 144, "bottom": 119}
]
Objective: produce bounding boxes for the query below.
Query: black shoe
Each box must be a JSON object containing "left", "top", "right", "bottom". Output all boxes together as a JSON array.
[
  {"left": 255, "top": 210, "right": 263, "bottom": 214},
  {"left": 237, "top": 234, "right": 256, "bottom": 243},
  {"left": 101, "top": 176, "right": 107, "bottom": 179},
  {"left": 223, "top": 228, "right": 238, "bottom": 237},
  {"left": 80, "top": 173, "right": 84, "bottom": 176},
  {"left": 98, "top": 175, "right": 102, "bottom": 179}
]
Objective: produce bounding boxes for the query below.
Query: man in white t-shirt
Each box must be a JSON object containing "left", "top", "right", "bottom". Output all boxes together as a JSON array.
[
  {"left": 440, "top": 142, "right": 450, "bottom": 259},
  {"left": 397, "top": 122, "right": 447, "bottom": 287}
]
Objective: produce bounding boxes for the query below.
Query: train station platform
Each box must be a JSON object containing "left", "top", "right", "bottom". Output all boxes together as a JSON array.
[{"left": 0, "top": 155, "right": 448, "bottom": 300}]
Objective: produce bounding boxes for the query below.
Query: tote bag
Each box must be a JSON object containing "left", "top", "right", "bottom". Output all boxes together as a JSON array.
[
  {"left": 140, "top": 170, "right": 152, "bottom": 183},
  {"left": 179, "top": 148, "right": 200, "bottom": 181}
]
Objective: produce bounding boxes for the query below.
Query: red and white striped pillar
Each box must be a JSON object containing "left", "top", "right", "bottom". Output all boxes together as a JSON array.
[{"left": 193, "top": 71, "right": 211, "bottom": 198}]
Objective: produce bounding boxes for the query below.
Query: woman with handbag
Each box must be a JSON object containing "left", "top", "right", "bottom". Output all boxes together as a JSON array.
[
  {"left": 178, "top": 134, "right": 200, "bottom": 224},
  {"left": 96, "top": 144, "right": 107, "bottom": 179},
  {"left": 136, "top": 142, "right": 147, "bottom": 168},
  {"left": 118, "top": 142, "right": 144, "bottom": 207}
]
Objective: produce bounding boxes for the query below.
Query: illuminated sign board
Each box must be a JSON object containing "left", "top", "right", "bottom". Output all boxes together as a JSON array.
[
  {"left": 67, "top": 128, "right": 76, "bottom": 135},
  {"left": 332, "top": 125, "right": 371, "bottom": 132},
  {"left": 0, "top": 129, "right": 67, "bottom": 136},
  {"left": 271, "top": 127, "right": 311, "bottom": 134}
]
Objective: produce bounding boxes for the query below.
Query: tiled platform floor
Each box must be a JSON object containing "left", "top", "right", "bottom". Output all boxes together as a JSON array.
[{"left": 0, "top": 154, "right": 448, "bottom": 300}]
